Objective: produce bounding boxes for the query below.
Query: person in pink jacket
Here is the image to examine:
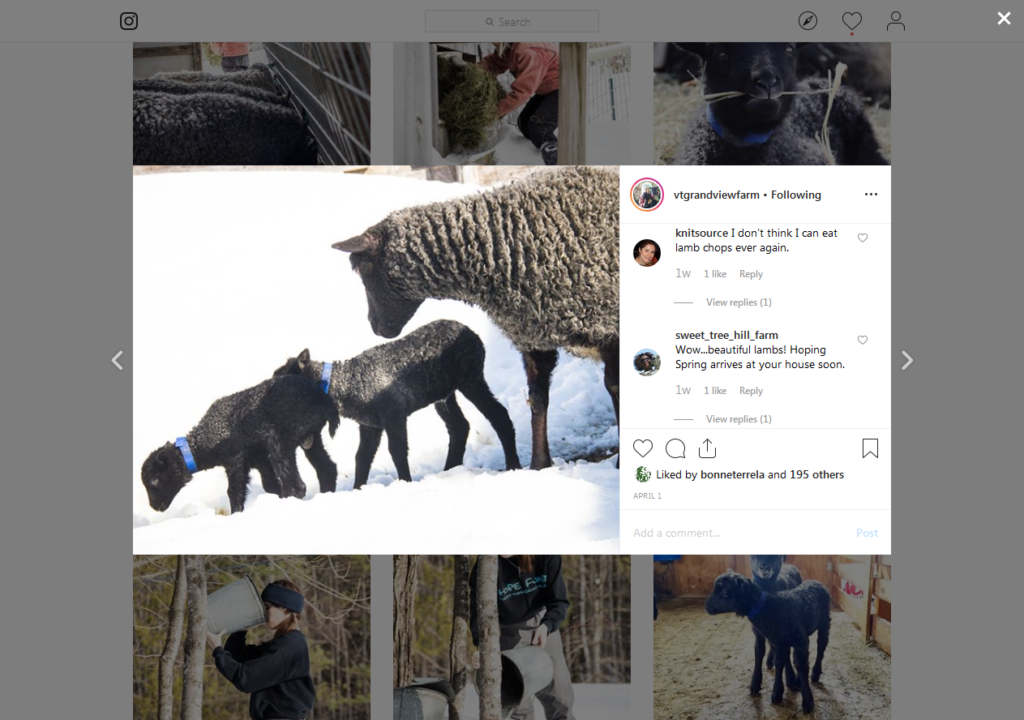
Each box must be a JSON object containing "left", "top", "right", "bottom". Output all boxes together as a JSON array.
[
  {"left": 211, "top": 42, "right": 250, "bottom": 73},
  {"left": 478, "top": 42, "right": 560, "bottom": 164}
]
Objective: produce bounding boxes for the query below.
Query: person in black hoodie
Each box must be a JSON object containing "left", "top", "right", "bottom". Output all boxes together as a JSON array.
[
  {"left": 206, "top": 580, "right": 316, "bottom": 720},
  {"left": 470, "top": 555, "right": 576, "bottom": 720}
]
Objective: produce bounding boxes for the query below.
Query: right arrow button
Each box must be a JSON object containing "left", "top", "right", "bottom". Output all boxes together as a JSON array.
[{"left": 901, "top": 351, "right": 913, "bottom": 370}]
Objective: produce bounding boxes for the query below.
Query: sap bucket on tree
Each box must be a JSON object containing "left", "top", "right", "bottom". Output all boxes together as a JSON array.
[
  {"left": 206, "top": 577, "right": 267, "bottom": 635},
  {"left": 393, "top": 678, "right": 453, "bottom": 720},
  {"left": 499, "top": 646, "right": 555, "bottom": 716}
]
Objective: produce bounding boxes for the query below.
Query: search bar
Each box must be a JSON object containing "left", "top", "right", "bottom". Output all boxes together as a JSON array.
[{"left": 425, "top": 10, "right": 599, "bottom": 33}]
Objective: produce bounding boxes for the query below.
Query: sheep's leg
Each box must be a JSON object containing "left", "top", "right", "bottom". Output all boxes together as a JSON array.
[
  {"left": 750, "top": 629, "right": 765, "bottom": 695},
  {"left": 225, "top": 461, "right": 251, "bottom": 513},
  {"left": 460, "top": 378, "right": 522, "bottom": 471},
  {"left": 784, "top": 646, "right": 800, "bottom": 691},
  {"left": 302, "top": 434, "right": 338, "bottom": 493},
  {"left": 434, "top": 395, "right": 470, "bottom": 470},
  {"left": 267, "top": 440, "right": 307, "bottom": 500},
  {"left": 812, "top": 620, "right": 829, "bottom": 682},
  {"left": 385, "top": 419, "right": 413, "bottom": 482},
  {"left": 766, "top": 642, "right": 775, "bottom": 671},
  {"left": 599, "top": 342, "right": 620, "bottom": 468},
  {"left": 253, "top": 455, "right": 284, "bottom": 497},
  {"left": 353, "top": 425, "right": 383, "bottom": 490},
  {"left": 792, "top": 638, "right": 814, "bottom": 714},
  {"left": 770, "top": 643, "right": 786, "bottom": 705},
  {"left": 523, "top": 350, "right": 558, "bottom": 470}
]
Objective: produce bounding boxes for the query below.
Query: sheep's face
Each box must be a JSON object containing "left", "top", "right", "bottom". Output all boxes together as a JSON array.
[
  {"left": 705, "top": 571, "right": 753, "bottom": 616},
  {"left": 687, "top": 43, "right": 800, "bottom": 132},
  {"left": 141, "top": 443, "right": 189, "bottom": 512},
  {"left": 750, "top": 555, "right": 784, "bottom": 582},
  {"left": 348, "top": 251, "right": 424, "bottom": 339}
]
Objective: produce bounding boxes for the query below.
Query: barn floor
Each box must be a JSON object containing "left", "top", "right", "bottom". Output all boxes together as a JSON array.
[{"left": 654, "top": 599, "right": 890, "bottom": 720}]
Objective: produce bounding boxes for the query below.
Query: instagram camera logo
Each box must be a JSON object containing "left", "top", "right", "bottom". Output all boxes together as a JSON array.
[{"left": 120, "top": 12, "right": 139, "bottom": 30}]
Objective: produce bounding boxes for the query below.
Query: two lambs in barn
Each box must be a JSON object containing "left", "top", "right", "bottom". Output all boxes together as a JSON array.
[
  {"left": 333, "top": 166, "right": 620, "bottom": 470},
  {"left": 674, "top": 42, "right": 889, "bottom": 165},
  {"left": 140, "top": 375, "right": 340, "bottom": 514},
  {"left": 706, "top": 570, "right": 831, "bottom": 714},
  {"left": 273, "top": 320, "right": 520, "bottom": 489}
]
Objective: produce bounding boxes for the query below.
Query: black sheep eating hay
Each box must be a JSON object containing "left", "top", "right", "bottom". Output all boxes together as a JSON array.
[{"left": 673, "top": 42, "right": 889, "bottom": 165}]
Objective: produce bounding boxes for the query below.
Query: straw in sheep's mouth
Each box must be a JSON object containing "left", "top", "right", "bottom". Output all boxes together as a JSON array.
[{"left": 689, "top": 62, "right": 850, "bottom": 164}]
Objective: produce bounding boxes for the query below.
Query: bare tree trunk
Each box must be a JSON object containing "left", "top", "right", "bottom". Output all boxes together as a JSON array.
[
  {"left": 449, "top": 556, "right": 470, "bottom": 720},
  {"left": 181, "top": 556, "right": 207, "bottom": 720},
  {"left": 394, "top": 555, "right": 420, "bottom": 688},
  {"left": 158, "top": 556, "right": 187, "bottom": 720},
  {"left": 476, "top": 555, "right": 501, "bottom": 720},
  {"left": 578, "top": 556, "right": 591, "bottom": 681},
  {"left": 591, "top": 556, "right": 605, "bottom": 683}
]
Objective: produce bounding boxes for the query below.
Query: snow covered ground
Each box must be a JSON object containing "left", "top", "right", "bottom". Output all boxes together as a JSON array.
[
  {"left": 133, "top": 170, "right": 620, "bottom": 554},
  {"left": 456, "top": 682, "right": 631, "bottom": 720}
]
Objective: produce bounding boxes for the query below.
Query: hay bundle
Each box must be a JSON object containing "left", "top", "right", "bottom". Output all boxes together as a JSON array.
[{"left": 436, "top": 55, "right": 507, "bottom": 152}]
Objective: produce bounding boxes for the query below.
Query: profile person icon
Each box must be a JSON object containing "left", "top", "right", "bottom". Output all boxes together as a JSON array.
[
  {"left": 634, "top": 239, "right": 661, "bottom": 267},
  {"left": 887, "top": 12, "right": 906, "bottom": 31},
  {"left": 634, "top": 349, "right": 661, "bottom": 377}
]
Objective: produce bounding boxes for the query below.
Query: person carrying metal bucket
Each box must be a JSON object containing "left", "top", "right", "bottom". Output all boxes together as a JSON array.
[
  {"left": 206, "top": 580, "right": 316, "bottom": 720},
  {"left": 470, "top": 555, "right": 576, "bottom": 720}
]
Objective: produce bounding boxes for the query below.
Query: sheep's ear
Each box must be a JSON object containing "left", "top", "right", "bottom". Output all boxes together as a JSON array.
[
  {"left": 333, "top": 235, "right": 378, "bottom": 253},
  {"left": 674, "top": 43, "right": 709, "bottom": 60},
  {"left": 297, "top": 349, "right": 311, "bottom": 369}
]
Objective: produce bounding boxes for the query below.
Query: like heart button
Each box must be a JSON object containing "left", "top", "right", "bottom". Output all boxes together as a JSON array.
[{"left": 633, "top": 439, "right": 653, "bottom": 457}]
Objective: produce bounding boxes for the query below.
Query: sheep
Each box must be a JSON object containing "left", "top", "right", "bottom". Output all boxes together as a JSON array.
[
  {"left": 133, "top": 76, "right": 288, "bottom": 106},
  {"left": 332, "top": 166, "right": 620, "bottom": 470},
  {"left": 140, "top": 375, "right": 340, "bottom": 514},
  {"left": 273, "top": 320, "right": 521, "bottom": 489},
  {"left": 673, "top": 42, "right": 889, "bottom": 165},
  {"left": 152, "top": 63, "right": 279, "bottom": 94},
  {"left": 706, "top": 571, "right": 831, "bottom": 714},
  {"left": 133, "top": 91, "right": 317, "bottom": 165},
  {"left": 749, "top": 555, "right": 803, "bottom": 674}
]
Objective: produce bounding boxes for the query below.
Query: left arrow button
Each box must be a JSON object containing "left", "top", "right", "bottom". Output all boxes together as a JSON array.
[{"left": 112, "top": 351, "right": 124, "bottom": 370}]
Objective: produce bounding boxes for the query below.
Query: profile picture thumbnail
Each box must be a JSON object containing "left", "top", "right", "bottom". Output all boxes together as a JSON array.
[
  {"left": 634, "top": 349, "right": 661, "bottom": 376},
  {"left": 630, "top": 178, "right": 664, "bottom": 211},
  {"left": 634, "top": 239, "right": 661, "bottom": 267}
]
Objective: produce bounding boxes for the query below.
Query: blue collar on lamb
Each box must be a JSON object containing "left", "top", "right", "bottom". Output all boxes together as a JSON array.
[
  {"left": 747, "top": 590, "right": 768, "bottom": 619},
  {"left": 320, "top": 362, "right": 333, "bottom": 394},
  {"left": 175, "top": 436, "right": 198, "bottom": 473},
  {"left": 706, "top": 105, "right": 774, "bottom": 147}
]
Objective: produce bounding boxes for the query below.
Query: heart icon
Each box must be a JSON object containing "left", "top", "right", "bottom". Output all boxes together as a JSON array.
[
  {"left": 858, "top": 233, "right": 868, "bottom": 242},
  {"left": 858, "top": 335, "right": 869, "bottom": 345},
  {"left": 633, "top": 439, "right": 653, "bottom": 457},
  {"left": 843, "top": 12, "right": 863, "bottom": 30}
]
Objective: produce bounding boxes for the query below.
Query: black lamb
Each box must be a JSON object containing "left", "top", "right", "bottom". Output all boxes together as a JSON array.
[
  {"left": 141, "top": 375, "right": 340, "bottom": 514},
  {"left": 750, "top": 555, "right": 803, "bottom": 674},
  {"left": 133, "top": 90, "right": 317, "bottom": 165},
  {"left": 152, "top": 63, "right": 279, "bottom": 93},
  {"left": 674, "top": 42, "right": 889, "bottom": 165},
  {"left": 273, "top": 320, "right": 521, "bottom": 489},
  {"left": 706, "top": 571, "right": 831, "bottom": 714},
  {"left": 332, "top": 166, "right": 619, "bottom": 470}
]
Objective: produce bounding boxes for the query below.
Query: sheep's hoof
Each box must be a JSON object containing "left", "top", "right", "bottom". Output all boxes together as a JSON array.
[
  {"left": 802, "top": 700, "right": 815, "bottom": 714},
  {"left": 811, "top": 670, "right": 822, "bottom": 683},
  {"left": 770, "top": 690, "right": 783, "bottom": 705}
]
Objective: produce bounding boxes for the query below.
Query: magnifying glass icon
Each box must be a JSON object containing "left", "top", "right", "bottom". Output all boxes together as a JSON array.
[{"left": 486, "top": 17, "right": 494, "bottom": 26}]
